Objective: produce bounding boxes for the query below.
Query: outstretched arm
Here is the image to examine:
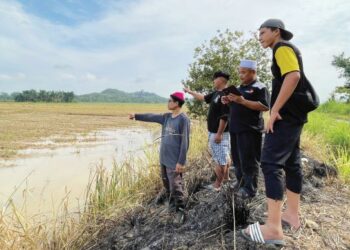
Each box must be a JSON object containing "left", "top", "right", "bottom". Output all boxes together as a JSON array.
[
  {"left": 183, "top": 87, "right": 205, "bottom": 101},
  {"left": 129, "top": 113, "right": 166, "bottom": 125}
]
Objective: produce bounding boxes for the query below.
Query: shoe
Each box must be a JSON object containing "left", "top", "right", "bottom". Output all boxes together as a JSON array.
[
  {"left": 168, "top": 201, "right": 176, "bottom": 213},
  {"left": 174, "top": 208, "right": 186, "bottom": 224},
  {"left": 154, "top": 189, "right": 169, "bottom": 205},
  {"left": 204, "top": 184, "right": 221, "bottom": 192},
  {"left": 236, "top": 187, "right": 255, "bottom": 200},
  {"left": 229, "top": 181, "right": 240, "bottom": 191}
]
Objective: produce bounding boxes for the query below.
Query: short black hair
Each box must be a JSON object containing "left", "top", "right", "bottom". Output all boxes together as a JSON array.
[
  {"left": 213, "top": 71, "right": 230, "bottom": 80},
  {"left": 170, "top": 95, "right": 185, "bottom": 107}
]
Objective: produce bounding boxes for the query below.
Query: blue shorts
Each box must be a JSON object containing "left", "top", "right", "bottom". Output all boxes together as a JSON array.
[{"left": 208, "top": 132, "right": 231, "bottom": 166}]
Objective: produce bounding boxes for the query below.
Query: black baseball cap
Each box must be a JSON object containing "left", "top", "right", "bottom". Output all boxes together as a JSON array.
[
  {"left": 213, "top": 71, "right": 230, "bottom": 80},
  {"left": 259, "top": 19, "right": 293, "bottom": 41}
]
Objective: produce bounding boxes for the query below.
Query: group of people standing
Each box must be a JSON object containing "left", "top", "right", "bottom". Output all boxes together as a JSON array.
[{"left": 129, "top": 18, "right": 318, "bottom": 246}]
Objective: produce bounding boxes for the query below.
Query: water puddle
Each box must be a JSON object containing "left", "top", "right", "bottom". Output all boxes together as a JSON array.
[{"left": 0, "top": 127, "right": 156, "bottom": 215}]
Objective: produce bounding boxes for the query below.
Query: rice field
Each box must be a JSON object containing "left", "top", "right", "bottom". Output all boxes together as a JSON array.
[
  {"left": 0, "top": 102, "right": 166, "bottom": 159},
  {"left": 0, "top": 101, "right": 349, "bottom": 249},
  {"left": 0, "top": 102, "right": 207, "bottom": 249}
]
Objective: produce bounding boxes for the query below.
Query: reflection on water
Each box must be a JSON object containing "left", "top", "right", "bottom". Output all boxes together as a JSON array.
[{"left": 0, "top": 128, "right": 155, "bottom": 215}]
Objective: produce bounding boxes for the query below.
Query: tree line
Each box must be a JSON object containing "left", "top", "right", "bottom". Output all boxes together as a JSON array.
[{"left": 0, "top": 90, "right": 75, "bottom": 103}]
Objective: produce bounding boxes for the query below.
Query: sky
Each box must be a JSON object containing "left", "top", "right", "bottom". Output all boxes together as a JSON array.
[{"left": 0, "top": 0, "right": 349, "bottom": 101}]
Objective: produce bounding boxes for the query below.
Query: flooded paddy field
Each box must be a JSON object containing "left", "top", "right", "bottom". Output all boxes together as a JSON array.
[
  {"left": 0, "top": 128, "right": 156, "bottom": 215},
  {"left": 0, "top": 103, "right": 165, "bottom": 214}
]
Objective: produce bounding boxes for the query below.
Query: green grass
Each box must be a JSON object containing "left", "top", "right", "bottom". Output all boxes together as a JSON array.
[
  {"left": 317, "top": 100, "right": 350, "bottom": 120},
  {"left": 331, "top": 147, "right": 350, "bottom": 183},
  {"left": 305, "top": 112, "right": 350, "bottom": 148},
  {"left": 303, "top": 102, "right": 350, "bottom": 183}
]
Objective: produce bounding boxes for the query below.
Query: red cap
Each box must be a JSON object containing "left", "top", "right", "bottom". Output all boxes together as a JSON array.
[{"left": 170, "top": 91, "right": 185, "bottom": 102}]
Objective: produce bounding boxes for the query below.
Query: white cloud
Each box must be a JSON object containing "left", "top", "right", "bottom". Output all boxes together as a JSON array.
[
  {"left": 60, "top": 72, "right": 100, "bottom": 82},
  {"left": 0, "top": 0, "right": 349, "bottom": 101},
  {"left": 0, "top": 72, "right": 26, "bottom": 80},
  {"left": 0, "top": 74, "right": 12, "bottom": 81},
  {"left": 83, "top": 73, "right": 98, "bottom": 81},
  {"left": 60, "top": 73, "right": 77, "bottom": 80}
]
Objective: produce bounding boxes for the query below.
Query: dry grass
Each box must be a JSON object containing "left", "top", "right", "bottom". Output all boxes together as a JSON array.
[
  {"left": 1, "top": 102, "right": 349, "bottom": 249},
  {"left": 0, "top": 102, "right": 166, "bottom": 159},
  {"left": 301, "top": 132, "right": 329, "bottom": 164},
  {"left": 0, "top": 136, "right": 163, "bottom": 249},
  {"left": 291, "top": 185, "right": 350, "bottom": 249},
  {"left": 0, "top": 103, "right": 206, "bottom": 250}
]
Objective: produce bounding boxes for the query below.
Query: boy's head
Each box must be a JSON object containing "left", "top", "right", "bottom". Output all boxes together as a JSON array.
[
  {"left": 259, "top": 19, "right": 293, "bottom": 48},
  {"left": 213, "top": 71, "right": 230, "bottom": 90},
  {"left": 239, "top": 60, "right": 257, "bottom": 85},
  {"left": 168, "top": 91, "right": 185, "bottom": 110}
]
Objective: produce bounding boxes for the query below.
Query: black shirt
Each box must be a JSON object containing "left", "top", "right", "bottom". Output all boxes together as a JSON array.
[
  {"left": 271, "top": 41, "right": 311, "bottom": 124},
  {"left": 204, "top": 91, "right": 229, "bottom": 133},
  {"left": 229, "top": 80, "right": 269, "bottom": 133}
]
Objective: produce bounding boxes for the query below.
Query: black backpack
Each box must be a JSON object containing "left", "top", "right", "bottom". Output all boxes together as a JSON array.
[{"left": 272, "top": 42, "right": 320, "bottom": 113}]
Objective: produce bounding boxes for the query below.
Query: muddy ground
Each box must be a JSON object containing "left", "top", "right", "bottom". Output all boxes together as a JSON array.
[{"left": 85, "top": 154, "right": 350, "bottom": 250}]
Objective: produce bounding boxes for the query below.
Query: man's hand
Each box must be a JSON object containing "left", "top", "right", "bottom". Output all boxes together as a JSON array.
[
  {"left": 175, "top": 163, "right": 186, "bottom": 173},
  {"left": 266, "top": 110, "right": 282, "bottom": 133},
  {"left": 227, "top": 93, "right": 245, "bottom": 104},
  {"left": 183, "top": 87, "right": 191, "bottom": 94},
  {"left": 214, "top": 133, "right": 223, "bottom": 144},
  {"left": 221, "top": 96, "right": 229, "bottom": 104},
  {"left": 128, "top": 113, "right": 135, "bottom": 120}
]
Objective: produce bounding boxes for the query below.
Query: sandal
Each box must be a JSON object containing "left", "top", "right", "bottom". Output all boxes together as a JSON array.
[{"left": 240, "top": 222, "right": 285, "bottom": 246}]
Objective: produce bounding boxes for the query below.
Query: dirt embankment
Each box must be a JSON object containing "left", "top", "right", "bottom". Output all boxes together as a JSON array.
[{"left": 86, "top": 154, "right": 350, "bottom": 250}]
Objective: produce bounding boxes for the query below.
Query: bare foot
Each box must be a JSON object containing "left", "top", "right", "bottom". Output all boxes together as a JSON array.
[
  {"left": 244, "top": 223, "right": 284, "bottom": 241},
  {"left": 281, "top": 212, "right": 301, "bottom": 230},
  {"left": 213, "top": 182, "right": 221, "bottom": 189}
]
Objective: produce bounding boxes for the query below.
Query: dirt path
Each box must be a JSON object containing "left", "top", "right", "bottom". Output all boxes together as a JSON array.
[{"left": 86, "top": 155, "right": 350, "bottom": 250}]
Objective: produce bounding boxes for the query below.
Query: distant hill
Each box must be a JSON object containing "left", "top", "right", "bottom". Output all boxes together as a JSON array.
[{"left": 75, "top": 89, "right": 167, "bottom": 103}]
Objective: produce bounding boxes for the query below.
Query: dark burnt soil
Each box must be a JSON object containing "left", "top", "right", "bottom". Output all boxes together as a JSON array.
[{"left": 85, "top": 155, "right": 350, "bottom": 250}]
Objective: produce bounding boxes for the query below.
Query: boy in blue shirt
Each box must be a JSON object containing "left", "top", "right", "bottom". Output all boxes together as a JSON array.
[{"left": 129, "top": 91, "right": 190, "bottom": 223}]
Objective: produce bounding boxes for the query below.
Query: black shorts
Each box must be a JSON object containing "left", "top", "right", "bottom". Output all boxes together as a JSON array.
[{"left": 261, "top": 120, "right": 303, "bottom": 166}]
